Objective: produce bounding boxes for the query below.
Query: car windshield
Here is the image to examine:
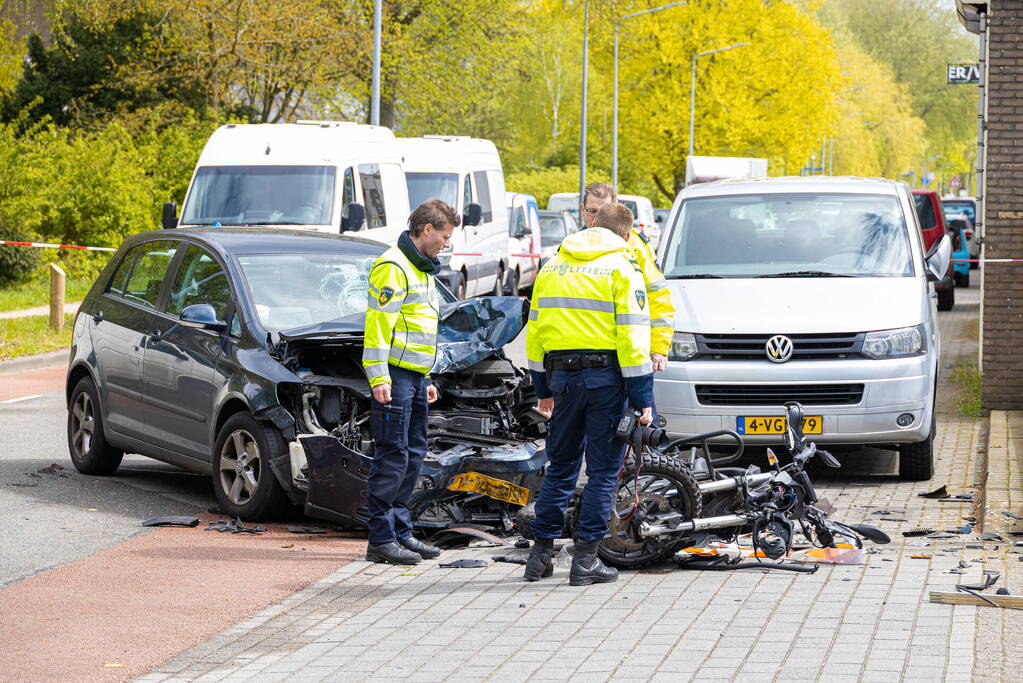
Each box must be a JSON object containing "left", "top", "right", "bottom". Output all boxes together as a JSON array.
[
  {"left": 181, "top": 166, "right": 335, "bottom": 226},
  {"left": 539, "top": 214, "right": 566, "bottom": 246},
  {"left": 662, "top": 193, "right": 914, "bottom": 278},
  {"left": 406, "top": 172, "right": 458, "bottom": 209},
  {"left": 943, "top": 200, "right": 975, "bottom": 222}
]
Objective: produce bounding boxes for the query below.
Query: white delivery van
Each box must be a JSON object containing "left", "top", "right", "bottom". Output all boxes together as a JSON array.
[
  {"left": 169, "top": 121, "right": 411, "bottom": 244},
  {"left": 685, "top": 155, "right": 768, "bottom": 186},
  {"left": 505, "top": 192, "right": 543, "bottom": 293},
  {"left": 547, "top": 192, "right": 659, "bottom": 247},
  {"left": 547, "top": 192, "right": 580, "bottom": 214},
  {"left": 656, "top": 176, "right": 952, "bottom": 481},
  {"left": 399, "top": 136, "right": 508, "bottom": 299}
]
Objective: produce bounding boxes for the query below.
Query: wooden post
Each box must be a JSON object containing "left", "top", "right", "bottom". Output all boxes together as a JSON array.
[{"left": 50, "top": 263, "right": 65, "bottom": 331}]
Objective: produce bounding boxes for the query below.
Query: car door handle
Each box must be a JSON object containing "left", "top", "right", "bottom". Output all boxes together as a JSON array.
[{"left": 92, "top": 311, "right": 103, "bottom": 323}]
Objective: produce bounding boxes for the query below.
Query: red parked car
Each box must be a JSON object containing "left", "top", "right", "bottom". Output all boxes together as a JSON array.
[{"left": 912, "top": 189, "right": 955, "bottom": 311}]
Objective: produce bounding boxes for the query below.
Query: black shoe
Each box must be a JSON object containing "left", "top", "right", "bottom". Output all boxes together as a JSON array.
[
  {"left": 523, "top": 538, "right": 555, "bottom": 581},
  {"left": 569, "top": 540, "right": 618, "bottom": 586},
  {"left": 398, "top": 535, "right": 441, "bottom": 559},
  {"left": 366, "top": 541, "right": 421, "bottom": 565}
]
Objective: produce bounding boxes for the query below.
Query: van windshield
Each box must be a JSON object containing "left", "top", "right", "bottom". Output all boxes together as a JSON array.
[
  {"left": 406, "top": 172, "right": 458, "bottom": 209},
  {"left": 181, "top": 166, "right": 336, "bottom": 226},
  {"left": 662, "top": 193, "right": 913, "bottom": 278}
]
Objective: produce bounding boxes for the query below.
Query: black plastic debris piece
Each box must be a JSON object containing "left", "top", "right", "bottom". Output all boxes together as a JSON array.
[
  {"left": 997, "top": 587, "right": 1011, "bottom": 595},
  {"left": 949, "top": 525, "right": 974, "bottom": 534},
  {"left": 287, "top": 526, "right": 327, "bottom": 534},
  {"left": 141, "top": 516, "right": 200, "bottom": 528},
  {"left": 204, "top": 519, "right": 266, "bottom": 535},
  {"left": 919, "top": 485, "right": 948, "bottom": 499},
  {"left": 964, "top": 516, "right": 977, "bottom": 523},
  {"left": 880, "top": 518, "right": 908, "bottom": 522},
  {"left": 432, "top": 525, "right": 514, "bottom": 549},
  {"left": 871, "top": 510, "right": 895, "bottom": 516},
  {"left": 439, "top": 558, "right": 488, "bottom": 568},
  {"left": 207, "top": 504, "right": 226, "bottom": 515},
  {"left": 979, "top": 533, "right": 1004, "bottom": 541},
  {"left": 959, "top": 561, "right": 970, "bottom": 569},
  {"left": 902, "top": 529, "right": 933, "bottom": 537},
  {"left": 1003, "top": 511, "right": 1023, "bottom": 521},
  {"left": 966, "top": 544, "right": 984, "bottom": 549},
  {"left": 514, "top": 539, "right": 531, "bottom": 549},
  {"left": 957, "top": 570, "right": 1000, "bottom": 592},
  {"left": 927, "top": 533, "right": 955, "bottom": 539},
  {"left": 675, "top": 554, "right": 818, "bottom": 574},
  {"left": 492, "top": 554, "right": 528, "bottom": 565}
]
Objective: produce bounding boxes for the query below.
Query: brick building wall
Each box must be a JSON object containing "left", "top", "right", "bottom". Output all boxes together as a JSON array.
[{"left": 982, "top": 0, "right": 1023, "bottom": 408}]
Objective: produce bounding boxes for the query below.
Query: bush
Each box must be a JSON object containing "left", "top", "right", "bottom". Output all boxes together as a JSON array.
[
  {"left": 506, "top": 165, "right": 584, "bottom": 209},
  {"left": 0, "top": 224, "right": 38, "bottom": 286}
]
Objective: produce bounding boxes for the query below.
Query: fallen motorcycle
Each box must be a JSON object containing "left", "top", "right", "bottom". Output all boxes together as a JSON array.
[{"left": 595, "top": 401, "right": 891, "bottom": 569}]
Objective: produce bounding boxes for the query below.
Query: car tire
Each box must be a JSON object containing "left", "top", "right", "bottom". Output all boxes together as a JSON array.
[
  {"left": 898, "top": 411, "right": 935, "bottom": 481},
  {"left": 456, "top": 271, "right": 468, "bottom": 300},
  {"left": 937, "top": 284, "right": 954, "bottom": 311},
  {"left": 212, "top": 412, "right": 289, "bottom": 521},
  {"left": 955, "top": 272, "right": 970, "bottom": 288},
  {"left": 969, "top": 261, "right": 979, "bottom": 270},
  {"left": 67, "top": 376, "right": 124, "bottom": 475},
  {"left": 503, "top": 268, "right": 520, "bottom": 296},
  {"left": 492, "top": 264, "right": 504, "bottom": 296}
]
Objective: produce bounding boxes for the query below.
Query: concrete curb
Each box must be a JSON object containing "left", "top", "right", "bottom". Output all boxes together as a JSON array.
[
  {"left": 0, "top": 349, "right": 68, "bottom": 376},
  {"left": 981, "top": 410, "right": 1023, "bottom": 534}
]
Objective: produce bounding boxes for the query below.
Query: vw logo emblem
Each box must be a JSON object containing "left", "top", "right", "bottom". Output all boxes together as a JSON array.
[{"left": 765, "top": 335, "right": 794, "bottom": 363}]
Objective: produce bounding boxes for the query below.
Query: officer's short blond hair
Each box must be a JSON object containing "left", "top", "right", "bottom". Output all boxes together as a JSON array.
[{"left": 594, "top": 203, "right": 633, "bottom": 238}]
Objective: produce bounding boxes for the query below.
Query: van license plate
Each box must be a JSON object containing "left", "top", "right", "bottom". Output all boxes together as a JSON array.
[
  {"left": 447, "top": 472, "right": 531, "bottom": 506},
  {"left": 737, "top": 416, "right": 823, "bottom": 435}
]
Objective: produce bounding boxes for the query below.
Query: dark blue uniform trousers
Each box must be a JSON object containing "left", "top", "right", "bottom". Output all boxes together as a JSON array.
[
  {"left": 367, "top": 364, "right": 429, "bottom": 545},
  {"left": 530, "top": 366, "right": 628, "bottom": 543}
]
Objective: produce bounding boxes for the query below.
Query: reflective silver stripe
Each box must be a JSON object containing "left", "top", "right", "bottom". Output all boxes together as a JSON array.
[
  {"left": 363, "top": 348, "right": 390, "bottom": 362},
  {"left": 365, "top": 363, "right": 390, "bottom": 379},
  {"left": 528, "top": 308, "right": 538, "bottom": 321},
  {"left": 399, "top": 329, "right": 436, "bottom": 346},
  {"left": 390, "top": 348, "right": 435, "bottom": 367},
  {"left": 616, "top": 313, "right": 650, "bottom": 326},
  {"left": 620, "top": 361, "right": 653, "bottom": 377},
  {"left": 528, "top": 359, "right": 545, "bottom": 372},
  {"left": 538, "top": 296, "right": 615, "bottom": 313},
  {"left": 651, "top": 318, "right": 674, "bottom": 328},
  {"left": 367, "top": 297, "right": 403, "bottom": 313},
  {"left": 647, "top": 279, "right": 668, "bottom": 291},
  {"left": 368, "top": 283, "right": 408, "bottom": 299}
]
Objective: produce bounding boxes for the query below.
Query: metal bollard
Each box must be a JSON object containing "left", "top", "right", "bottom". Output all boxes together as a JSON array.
[{"left": 50, "top": 263, "right": 65, "bottom": 331}]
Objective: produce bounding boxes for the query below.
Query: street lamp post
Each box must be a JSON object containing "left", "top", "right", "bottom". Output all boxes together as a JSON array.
[
  {"left": 689, "top": 42, "right": 749, "bottom": 157},
  {"left": 370, "top": 0, "right": 382, "bottom": 126},
  {"left": 612, "top": 1, "right": 687, "bottom": 189},
  {"left": 579, "top": 0, "right": 588, "bottom": 201}
]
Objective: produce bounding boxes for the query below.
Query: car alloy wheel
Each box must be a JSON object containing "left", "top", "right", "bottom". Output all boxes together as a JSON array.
[
  {"left": 70, "top": 391, "right": 95, "bottom": 459},
  {"left": 219, "top": 429, "right": 263, "bottom": 505}
]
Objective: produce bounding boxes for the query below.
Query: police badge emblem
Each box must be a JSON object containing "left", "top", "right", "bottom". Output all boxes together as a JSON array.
[
  {"left": 378, "top": 287, "right": 395, "bottom": 305},
  {"left": 635, "top": 290, "right": 646, "bottom": 309}
]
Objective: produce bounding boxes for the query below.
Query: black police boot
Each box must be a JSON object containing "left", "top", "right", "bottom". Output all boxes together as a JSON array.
[
  {"left": 366, "top": 541, "right": 421, "bottom": 565},
  {"left": 398, "top": 535, "right": 441, "bottom": 559},
  {"left": 569, "top": 540, "right": 618, "bottom": 586},
  {"left": 523, "top": 538, "right": 555, "bottom": 581}
]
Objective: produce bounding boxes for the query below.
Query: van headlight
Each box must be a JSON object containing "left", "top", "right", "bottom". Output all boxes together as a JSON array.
[
  {"left": 668, "top": 332, "right": 698, "bottom": 361},
  {"left": 862, "top": 325, "right": 926, "bottom": 359}
]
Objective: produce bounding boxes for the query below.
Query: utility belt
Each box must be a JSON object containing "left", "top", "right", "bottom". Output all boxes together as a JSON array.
[{"left": 544, "top": 350, "right": 618, "bottom": 372}]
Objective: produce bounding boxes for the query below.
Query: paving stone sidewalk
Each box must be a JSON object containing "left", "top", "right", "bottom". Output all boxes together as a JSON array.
[{"left": 139, "top": 289, "right": 1006, "bottom": 682}]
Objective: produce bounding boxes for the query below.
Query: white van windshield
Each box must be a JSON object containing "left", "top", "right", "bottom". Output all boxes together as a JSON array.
[
  {"left": 406, "top": 172, "right": 458, "bottom": 209},
  {"left": 181, "top": 166, "right": 336, "bottom": 226},
  {"left": 662, "top": 193, "right": 913, "bottom": 278}
]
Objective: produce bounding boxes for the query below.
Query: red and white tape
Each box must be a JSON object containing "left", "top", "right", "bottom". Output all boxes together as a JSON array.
[
  {"left": 952, "top": 258, "right": 1023, "bottom": 263},
  {"left": 1, "top": 239, "right": 116, "bottom": 252}
]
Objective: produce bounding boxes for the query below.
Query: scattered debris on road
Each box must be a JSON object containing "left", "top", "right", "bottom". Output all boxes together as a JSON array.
[
  {"left": 141, "top": 516, "right": 201, "bottom": 528},
  {"left": 439, "top": 559, "right": 488, "bottom": 568},
  {"left": 287, "top": 526, "right": 327, "bottom": 534},
  {"left": 919, "top": 485, "right": 949, "bottom": 499},
  {"left": 204, "top": 520, "right": 266, "bottom": 534}
]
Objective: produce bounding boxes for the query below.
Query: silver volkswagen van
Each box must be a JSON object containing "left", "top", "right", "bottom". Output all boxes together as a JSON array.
[{"left": 656, "top": 177, "right": 951, "bottom": 481}]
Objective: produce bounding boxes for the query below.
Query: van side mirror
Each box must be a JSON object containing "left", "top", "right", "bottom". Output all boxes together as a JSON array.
[
  {"left": 180, "top": 304, "right": 227, "bottom": 332},
  {"left": 655, "top": 214, "right": 664, "bottom": 223},
  {"left": 464, "top": 203, "right": 483, "bottom": 227},
  {"left": 342, "top": 203, "right": 366, "bottom": 232},
  {"left": 162, "top": 202, "right": 178, "bottom": 230},
  {"left": 924, "top": 233, "right": 952, "bottom": 282}
]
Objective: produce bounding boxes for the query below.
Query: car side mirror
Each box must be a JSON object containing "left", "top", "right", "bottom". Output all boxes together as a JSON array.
[
  {"left": 341, "top": 203, "right": 366, "bottom": 232},
  {"left": 655, "top": 214, "right": 664, "bottom": 223},
  {"left": 925, "top": 233, "right": 952, "bottom": 282},
  {"left": 464, "top": 203, "right": 483, "bottom": 227},
  {"left": 162, "top": 202, "right": 178, "bottom": 230},
  {"left": 180, "top": 303, "right": 227, "bottom": 332}
]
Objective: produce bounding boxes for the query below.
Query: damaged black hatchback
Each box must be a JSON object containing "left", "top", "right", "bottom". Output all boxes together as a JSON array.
[{"left": 65, "top": 228, "right": 545, "bottom": 528}]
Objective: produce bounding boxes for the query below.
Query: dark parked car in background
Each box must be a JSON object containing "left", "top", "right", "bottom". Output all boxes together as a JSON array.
[
  {"left": 537, "top": 210, "right": 578, "bottom": 265},
  {"left": 912, "top": 189, "right": 955, "bottom": 311},
  {"left": 65, "top": 229, "right": 545, "bottom": 526}
]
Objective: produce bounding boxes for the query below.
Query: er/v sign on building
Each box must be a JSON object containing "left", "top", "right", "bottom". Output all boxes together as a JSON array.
[{"left": 947, "top": 63, "right": 980, "bottom": 84}]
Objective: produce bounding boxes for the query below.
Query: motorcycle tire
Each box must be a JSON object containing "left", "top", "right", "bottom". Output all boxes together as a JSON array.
[{"left": 598, "top": 451, "right": 702, "bottom": 569}]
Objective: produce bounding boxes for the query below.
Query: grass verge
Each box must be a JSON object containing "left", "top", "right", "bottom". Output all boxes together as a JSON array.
[
  {"left": 0, "top": 314, "right": 74, "bottom": 361},
  {"left": 0, "top": 276, "right": 92, "bottom": 312},
  {"left": 953, "top": 359, "right": 984, "bottom": 418}
]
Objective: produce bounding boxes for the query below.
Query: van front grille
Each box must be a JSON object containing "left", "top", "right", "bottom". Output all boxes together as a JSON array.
[
  {"left": 695, "top": 384, "right": 865, "bottom": 407},
  {"left": 696, "top": 333, "right": 864, "bottom": 360}
]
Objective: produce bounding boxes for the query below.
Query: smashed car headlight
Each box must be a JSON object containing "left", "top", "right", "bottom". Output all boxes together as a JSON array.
[
  {"left": 862, "top": 325, "right": 925, "bottom": 360},
  {"left": 668, "top": 332, "right": 698, "bottom": 362}
]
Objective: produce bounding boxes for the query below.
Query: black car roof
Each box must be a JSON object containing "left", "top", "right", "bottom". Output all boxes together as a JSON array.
[{"left": 125, "top": 227, "right": 390, "bottom": 256}]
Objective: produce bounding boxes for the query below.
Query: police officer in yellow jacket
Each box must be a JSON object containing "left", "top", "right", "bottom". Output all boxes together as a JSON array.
[
  {"left": 524, "top": 203, "right": 653, "bottom": 586},
  {"left": 362, "top": 199, "right": 458, "bottom": 565},
  {"left": 578, "top": 182, "right": 675, "bottom": 369}
]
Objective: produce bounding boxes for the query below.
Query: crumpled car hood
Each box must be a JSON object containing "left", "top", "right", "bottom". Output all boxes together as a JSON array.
[{"left": 276, "top": 296, "right": 528, "bottom": 374}]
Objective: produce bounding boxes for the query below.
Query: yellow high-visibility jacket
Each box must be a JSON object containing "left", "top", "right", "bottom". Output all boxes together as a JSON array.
[
  {"left": 362, "top": 238, "right": 439, "bottom": 387},
  {"left": 526, "top": 227, "right": 653, "bottom": 407},
  {"left": 629, "top": 228, "right": 675, "bottom": 356}
]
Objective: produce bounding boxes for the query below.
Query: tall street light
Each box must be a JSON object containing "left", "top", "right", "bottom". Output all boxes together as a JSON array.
[
  {"left": 612, "top": 1, "right": 687, "bottom": 189},
  {"left": 579, "top": 0, "right": 588, "bottom": 201},
  {"left": 689, "top": 42, "right": 749, "bottom": 157},
  {"left": 370, "top": 0, "right": 382, "bottom": 126}
]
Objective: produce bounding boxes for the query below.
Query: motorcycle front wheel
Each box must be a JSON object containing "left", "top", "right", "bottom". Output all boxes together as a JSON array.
[{"left": 599, "top": 451, "right": 702, "bottom": 569}]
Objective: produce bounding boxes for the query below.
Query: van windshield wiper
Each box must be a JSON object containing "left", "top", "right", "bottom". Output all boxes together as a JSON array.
[
  {"left": 666, "top": 273, "right": 725, "bottom": 279},
  {"left": 755, "top": 271, "right": 856, "bottom": 278}
]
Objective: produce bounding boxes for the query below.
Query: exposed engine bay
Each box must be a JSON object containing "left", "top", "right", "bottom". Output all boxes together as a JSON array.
[{"left": 269, "top": 297, "right": 546, "bottom": 531}]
